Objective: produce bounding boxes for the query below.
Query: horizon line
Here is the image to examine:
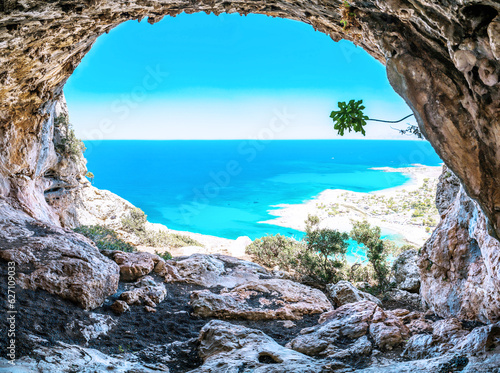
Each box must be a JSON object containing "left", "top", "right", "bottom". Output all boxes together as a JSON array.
[{"left": 81, "top": 138, "right": 426, "bottom": 141}]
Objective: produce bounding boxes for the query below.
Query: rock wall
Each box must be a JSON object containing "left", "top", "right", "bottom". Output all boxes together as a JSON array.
[
  {"left": 0, "top": 1, "right": 498, "bottom": 235},
  {"left": 419, "top": 167, "right": 500, "bottom": 323}
]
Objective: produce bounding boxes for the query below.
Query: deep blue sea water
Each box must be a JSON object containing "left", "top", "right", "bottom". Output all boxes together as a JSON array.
[{"left": 83, "top": 140, "right": 442, "bottom": 245}]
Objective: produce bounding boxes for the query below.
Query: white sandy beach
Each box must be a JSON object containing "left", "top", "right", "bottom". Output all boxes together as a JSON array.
[
  {"left": 260, "top": 165, "right": 443, "bottom": 247},
  {"left": 138, "top": 164, "right": 443, "bottom": 259}
]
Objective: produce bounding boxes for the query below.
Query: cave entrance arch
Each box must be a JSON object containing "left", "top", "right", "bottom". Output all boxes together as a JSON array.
[{"left": 63, "top": 13, "right": 433, "bottom": 241}]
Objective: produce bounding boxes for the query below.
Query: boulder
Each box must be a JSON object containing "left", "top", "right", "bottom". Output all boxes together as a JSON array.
[
  {"left": 0, "top": 202, "right": 119, "bottom": 310},
  {"left": 190, "top": 278, "right": 332, "bottom": 320},
  {"left": 403, "top": 318, "right": 470, "bottom": 359},
  {"left": 452, "top": 322, "right": 500, "bottom": 354},
  {"left": 110, "top": 300, "right": 130, "bottom": 315},
  {"left": 384, "top": 289, "right": 423, "bottom": 310},
  {"left": 326, "top": 280, "right": 382, "bottom": 306},
  {"left": 188, "top": 320, "right": 343, "bottom": 373},
  {"left": 111, "top": 251, "right": 161, "bottom": 281},
  {"left": 66, "top": 313, "right": 117, "bottom": 345},
  {"left": 119, "top": 275, "right": 166, "bottom": 308},
  {"left": 288, "top": 301, "right": 410, "bottom": 354},
  {"left": 0, "top": 341, "right": 161, "bottom": 372},
  {"left": 161, "top": 253, "right": 271, "bottom": 288},
  {"left": 392, "top": 249, "right": 420, "bottom": 293}
]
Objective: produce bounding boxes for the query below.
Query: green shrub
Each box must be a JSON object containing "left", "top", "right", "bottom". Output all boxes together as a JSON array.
[
  {"left": 121, "top": 208, "right": 148, "bottom": 234},
  {"left": 246, "top": 234, "right": 304, "bottom": 273},
  {"left": 54, "top": 115, "right": 86, "bottom": 160},
  {"left": 350, "top": 220, "right": 390, "bottom": 290},
  {"left": 141, "top": 230, "right": 202, "bottom": 248},
  {"left": 86, "top": 171, "right": 94, "bottom": 183},
  {"left": 155, "top": 250, "right": 173, "bottom": 261},
  {"left": 121, "top": 208, "right": 202, "bottom": 248},
  {"left": 74, "top": 225, "right": 135, "bottom": 252},
  {"left": 246, "top": 216, "right": 349, "bottom": 285}
]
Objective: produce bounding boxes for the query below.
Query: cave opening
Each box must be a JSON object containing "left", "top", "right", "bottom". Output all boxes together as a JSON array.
[
  {"left": 2, "top": 2, "right": 500, "bottom": 371},
  {"left": 61, "top": 12, "right": 440, "bottom": 251}
]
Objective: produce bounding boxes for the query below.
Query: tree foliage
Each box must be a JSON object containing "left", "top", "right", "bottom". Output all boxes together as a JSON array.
[
  {"left": 350, "top": 220, "right": 390, "bottom": 289},
  {"left": 330, "top": 99, "right": 369, "bottom": 136},
  {"left": 330, "top": 99, "right": 420, "bottom": 138},
  {"left": 246, "top": 215, "right": 350, "bottom": 285},
  {"left": 302, "top": 214, "right": 349, "bottom": 282}
]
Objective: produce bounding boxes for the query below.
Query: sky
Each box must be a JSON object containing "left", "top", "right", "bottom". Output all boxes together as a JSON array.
[{"left": 64, "top": 12, "right": 419, "bottom": 140}]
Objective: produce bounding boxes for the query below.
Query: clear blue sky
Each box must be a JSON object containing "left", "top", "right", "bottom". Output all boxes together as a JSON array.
[{"left": 65, "top": 12, "right": 418, "bottom": 140}]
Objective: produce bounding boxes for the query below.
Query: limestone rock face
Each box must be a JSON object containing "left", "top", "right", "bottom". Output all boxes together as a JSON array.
[
  {"left": 66, "top": 185, "right": 137, "bottom": 229},
  {"left": 162, "top": 253, "right": 271, "bottom": 288},
  {"left": 419, "top": 169, "right": 500, "bottom": 323},
  {"left": 190, "top": 278, "right": 333, "bottom": 320},
  {"left": 0, "top": 200, "right": 119, "bottom": 310},
  {"left": 392, "top": 250, "right": 420, "bottom": 293},
  {"left": 326, "top": 280, "right": 382, "bottom": 306}
]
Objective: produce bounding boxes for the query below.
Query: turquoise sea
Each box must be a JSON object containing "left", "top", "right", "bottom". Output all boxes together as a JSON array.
[{"left": 84, "top": 140, "right": 442, "bottom": 246}]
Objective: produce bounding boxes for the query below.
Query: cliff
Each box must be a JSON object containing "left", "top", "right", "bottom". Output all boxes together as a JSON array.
[{"left": 420, "top": 167, "right": 500, "bottom": 323}]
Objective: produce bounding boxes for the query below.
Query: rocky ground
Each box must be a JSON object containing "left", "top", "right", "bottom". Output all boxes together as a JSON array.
[{"left": 1, "top": 248, "right": 499, "bottom": 373}]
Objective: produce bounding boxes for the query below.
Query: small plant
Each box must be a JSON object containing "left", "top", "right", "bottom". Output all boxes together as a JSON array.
[
  {"left": 339, "top": 1, "right": 361, "bottom": 39},
  {"left": 54, "top": 114, "right": 86, "bottom": 160},
  {"left": 86, "top": 171, "right": 94, "bottom": 183},
  {"left": 426, "top": 259, "right": 434, "bottom": 271},
  {"left": 155, "top": 250, "right": 173, "bottom": 261},
  {"left": 330, "top": 99, "right": 417, "bottom": 138},
  {"left": 121, "top": 208, "right": 148, "bottom": 234},
  {"left": 74, "top": 225, "right": 136, "bottom": 252}
]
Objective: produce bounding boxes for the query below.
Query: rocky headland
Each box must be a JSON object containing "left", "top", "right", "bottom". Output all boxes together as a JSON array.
[{"left": 262, "top": 165, "right": 443, "bottom": 248}]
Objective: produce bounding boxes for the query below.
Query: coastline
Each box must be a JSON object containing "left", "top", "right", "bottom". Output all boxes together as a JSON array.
[
  {"left": 259, "top": 164, "right": 443, "bottom": 247},
  {"left": 138, "top": 222, "right": 252, "bottom": 259}
]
